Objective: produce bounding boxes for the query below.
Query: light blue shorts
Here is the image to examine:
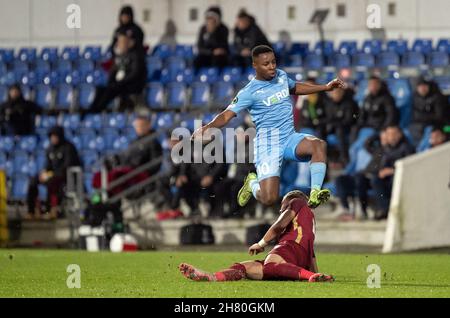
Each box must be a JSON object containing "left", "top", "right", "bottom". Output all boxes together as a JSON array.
[{"left": 254, "top": 133, "right": 314, "bottom": 181}]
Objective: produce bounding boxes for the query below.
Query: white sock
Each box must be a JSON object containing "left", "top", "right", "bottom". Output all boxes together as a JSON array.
[{"left": 250, "top": 179, "right": 260, "bottom": 199}]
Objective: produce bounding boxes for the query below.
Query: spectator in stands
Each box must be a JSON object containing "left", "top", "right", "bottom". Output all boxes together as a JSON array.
[
  {"left": 372, "top": 125, "right": 414, "bottom": 220},
  {"left": 335, "top": 128, "right": 389, "bottom": 221},
  {"left": 0, "top": 84, "right": 41, "bottom": 136},
  {"left": 110, "top": 5, "right": 144, "bottom": 54},
  {"left": 429, "top": 125, "right": 449, "bottom": 149},
  {"left": 324, "top": 87, "right": 359, "bottom": 164},
  {"left": 158, "top": 20, "right": 177, "bottom": 48},
  {"left": 296, "top": 77, "right": 328, "bottom": 138},
  {"left": 352, "top": 76, "right": 399, "bottom": 141},
  {"left": 194, "top": 6, "right": 229, "bottom": 70},
  {"left": 93, "top": 114, "right": 163, "bottom": 199},
  {"left": 90, "top": 32, "right": 147, "bottom": 113},
  {"left": 232, "top": 10, "right": 270, "bottom": 69},
  {"left": 212, "top": 124, "right": 256, "bottom": 218},
  {"left": 409, "top": 77, "right": 448, "bottom": 145},
  {"left": 26, "top": 126, "right": 81, "bottom": 220}
]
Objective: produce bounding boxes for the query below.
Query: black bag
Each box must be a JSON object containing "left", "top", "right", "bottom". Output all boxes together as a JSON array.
[
  {"left": 180, "top": 223, "right": 215, "bottom": 245},
  {"left": 245, "top": 223, "right": 271, "bottom": 245}
]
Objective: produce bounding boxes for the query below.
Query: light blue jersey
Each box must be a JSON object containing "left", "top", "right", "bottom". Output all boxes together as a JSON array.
[{"left": 227, "top": 69, "right": 313, "bottom": 181}]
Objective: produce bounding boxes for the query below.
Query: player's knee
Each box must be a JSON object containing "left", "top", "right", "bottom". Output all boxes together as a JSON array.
[
  {"left": 312, "top": 138, "right": 327, "bottom": 154},
  {"left": 261, "top": 193, "right": 278, "bottom": 206}
]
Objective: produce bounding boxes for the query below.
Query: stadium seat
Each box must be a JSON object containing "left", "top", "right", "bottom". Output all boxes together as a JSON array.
[
  {"left": 82, "top": 114, "right": 103, "bottom": 130},
  {"left": 34, "top": 84, "right": 53, "bottom": 109},
  {"left": 0, "top": 85, "right": 7, "bottom": 103},
  {"left": 174, "top": 45, "right": 194, "bottom": 60},
  {"left": 35, "top": 150, "right": 47, "bottom": 171},
  {"left": 40, "top": 47, "right": 58, "bottom": 63},
  {"left": 36, "top": 115, "right": 57, "bottom": 129},
  {"left": 196, "top": 67, "right": 219, "bottom": 84},
  {"left": 417, "top": 126, "right": 434, "bottom": 152},
  {"left": 91, "top": 69, "right": 108, "bottom": 86},
  {"left": 241, "top": 67, "right": 255, "bottom": 82},
  {"left": 361, "top": 39, "right": 383, "bottom": 55},
  {"left": 190, "top": 82, "right": 210, "bottom": 108},
  {"left": 353, "top": 53, "right": 375, "bottom": 68},
  {"left": 0, "top": 136, "right": 14, "bottom": 152},
  {"left": 436, "top": 39, "right": 450, "bottom": 53},
  {"left": 106, "top": 113, "right": 128, "bottom": 129},
  {"left": 113, "top": 135, "right": 130, "bottom": 151},
  {"left": 67, "top": 135, "right": 81, "bottom": 152},
  {"left": 166, "top": 56, "right": 186, "bottom": 75},
  {"left": 386, "top": 39, "right": 409, "bottom": 56},
  {"left": 18, "top": 136, "right": 37, "bottom": 153},
  {"left": 429, "top": 51, "right": 449, "bottom": 67},
  {"left": 304, "top": 53, "right": 324, "bottom": 70},
  {"left": 172, "top": 68, "right": 194, "bottom": 84},
  {"left": 55, "top": 84, "right": 73, "bottom": 109},
  {"left": 101, "top": 128, "right": 120, "bottom": 150},
  {"left": 212, "top": 81, "right": 234, "bottom": 106},
  {"left": 12, "top": 151, "right": 32, "bottom": 176},
  {"left": 0, "top": 62, "right": 6, "bottom": 76},
  {"left": 61, "top": 46, "right": 80, "bottom": 61},
  {"left": 387, "top": 78, "right": 413, "bottom": 128},
  {"left": 61, "top": 113, "right": 81, "bottom": 130},
  {"left": 289, "top": 42, "right": 309, "bottom": 57},
  {"left": 146, "top": 56, "right": 163, "bottom": 82},
  {"left": 287, "top": 72, "right": 304, "bottom": 82},
  {"left": 41, "top": 71, "right": 60, "bottom": 86},
  {"left": 38, "top": 184, "right": 47, "bottom": 202},
  {"left": 77, "top": 58, "right": 95, "bottom": 75},
  {"left": 77, "top": 83, "right": 96, "bottom": 109},
  {"left": 18, "top": 47, "right": 37, "bottom": 63},
  {"left": 152, "top": 44, "right": 172, "bottom": 60},
  {"left": 312, "top": 40, "right": 334, "bottom": 57},
  {"left": 412, "top": 39, "right": 433, "bottom": 55},
  {"left": 221, "top": 67, "right": 242, "bottom": 83},
  {"left": 56, "top": 59, "right": 72, "bottom": 76},
  {"left": 0, "top": 48, "right": 14, "bottom": 63},
  {"left": 435, "top": 76, "right": 450, "bottom": 94},
  {"left": 19, "top": 84, "right": 32, "bottom": 100},
  {"left": 0, "top": 71, "right": 16, "bottom": 86},
  {"left": 79, "top": 128, "right": 98, "bottom": 150},
  {"left": 354, "top": 79, "right": 368, "bottom": 106},
  {"left": 82, "top": 46, "right": 102, "bottom": 61},
  {"left": 402, "top": 52, "right": 425, "bottom": 67},
  {"left": 146, "top": 82, "right": 164, "bottom": 109},
  {"left": 20, "top": 73, "right": 37, "bottom": 87},
  {"left": 12, "top": 60, "right": 29, "bottom": 77},
  {"left": 84, "top": 172, "right": 94, "bottom": 195},
  {"left": 331, "top": 53, "right": 351, "bottom": 69},
  {"left": 288, "top": 55, "right": 302, "bottom": 67},
  {"left": 166, "top": 82, "right": 186, "bottom": 109},
  {"left": 81, "top": 150, "right": 99, "bottom": 172},
  {"left": 377, "top": 52, "right": 400, "bottom": 68},
  {"left": 154, "top": 112, "right": 174, "bottom": 131},
  {"left": 11, "top": 175, "right": 29, "bottom": 200},
  {"left": 63, "top": 71, "right": 81, "bottom": 85},
  {"left": 337, "top": 41, "right": 358, "bottom": 55}
]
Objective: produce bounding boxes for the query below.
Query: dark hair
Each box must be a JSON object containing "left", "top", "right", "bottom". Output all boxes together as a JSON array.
[
  {"left": 251, "top": 45, "right": 274, "bottom": 59},
  {"left": 369, "top": 75, "right": 381, "bottom": 81}
]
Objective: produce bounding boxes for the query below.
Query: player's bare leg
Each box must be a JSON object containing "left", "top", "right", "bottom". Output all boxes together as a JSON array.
[
  {"left": 295, "top": 137, "right": 330, "bottom": 208},
  {"left": 178, "top": 263, "right": 217, "bottom": 281}
]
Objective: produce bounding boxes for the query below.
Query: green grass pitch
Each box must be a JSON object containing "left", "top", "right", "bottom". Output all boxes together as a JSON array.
[{"left": 0, "top": 249, "right": 449, "bottom": 297}]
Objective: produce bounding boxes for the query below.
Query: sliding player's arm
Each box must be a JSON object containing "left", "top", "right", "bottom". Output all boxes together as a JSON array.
[
  {"left": 191, "top": 110, "right": 236, "bottom": 140},
  {"left": 290, "top": 78, "right": 346, "bottom": 95},
  {"left": 248, "top": 209, "right": 296, "bottom": 255}
]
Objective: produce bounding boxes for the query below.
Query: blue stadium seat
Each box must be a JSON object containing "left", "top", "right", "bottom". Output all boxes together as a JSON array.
[
  {"left": 0, "top": 62, "right": 6, "bottom": 76},
  {"left": 63, "top": 71, "right": 81, "bottom": 85},
  {"left": 79, "top": 128, "right": 97, "bottom": 150},
  {"left": 146, "top": 82, "right": 164, "bottom": 109},
  {"left": 289, "top": 42, "right": 309, "bottom": 57},
  {"left": 55, "top": 84, "right": 73, "bottom": 109},
  {"left": 12, "top": 151, "right": 31, "bottom": 176},
  {"left": 56, "top": 59, "right": 72, "bottom": 76},
  {"left": 331, "top": 53, "right": 351, "bottom": 69},
  {"left": 35, "top": 150, "right": 47, "bottom": 171},
  {"left": 34, "top": 84, "right": 53, "bottom": 109},
  {"left": 166, "top": 82, "right": 186, "bottom": 109},
  {"left": 81, "top": 150, "right": 99, "bottom": 172},
  {"left": 91, "top": 69, "right": 108, "bottom": 86},
  {"left": 113, "top": 136, "right": 130, "bottom": 151},
  {"left": 11, "top": 175, "right": 29, "bottom": 200},
  {"left": 152, "top": 44, "right": 172, "bottom": 60},
  {"left": 19, "top": 84, "right": 32, "bottom": 100},
  {"left": 12, "top": 60, "right": 29, "bottom": 77},
  {"left": 312, "top": 40, "right": 334, "bottom": 57},
  {"left": 82, "top": 114, "right": 103, "bottom": 129},
  {"left": 77, "top": 58, "right": 95, "bottom": 75},
  {"left": 67, "top": 135, "right": 81, "bottom": 152},
  {"left": 101, "top": 128, "right": 120, "bottom": 150},
  {"left": 337, "top": 41, "right": 358, "bottom": 55},
  {"left": 353, "top": 53, "right": 375, "bottom": 68},
  {"left": 41, "top": 71, "right": 60, "bottom": 86},
  {"left": 77, "top": 83, "right": 95, "bottom": 109},
  {"left": 272, "top": 41, "right": 286, "bottom": 56},
  {"left": 18, "top": 48, "right": 37, "bottom": 63},
  {"left": 288, "top": 55, "right": 302, "bottom": 67},
  {"left": 436, "top": 39, "right": 450, "bottom": 53},
  {"left": 0, "top": 49, "right": 14, "bottom": 63},
  {"left": 429, "top": 51, "right": 449, "bottom": 67},
  {"left": 82, "top": 46, "right": 102, "bottom": 61},
  {"left": 402, "top": 52, "right": 425, "bottom": 67},
  {"left": 386, "top": 39, "right": 408, "bottom": 55},
  {"left": 36, "top": 115, "right": 57, "bottom": 129},
  {"left": 304, "top": 53, "right": 324, "bottom": 70},
  {"left": 0, "top": 71, "right": 16, "bottom": 86},
  {"left": 354, "top": 79, "right": 368, "bottom": 106},
  {"left": 377, "top": 52, "right": 400, "bottom": 68},
  {"left": 18, "top": 136, "right": 37, "bottom": 152},
  {"left": 190, "top": 82, "right": 210, "bottom": 108},
  {"left": 345, "top": 127, "right": 376, "bottom": 175},
  {"left": 84, "top": 172, "right": 94, "bottom": 195},
  {"left": 0, "top": 136, "right": 14, "bottom": 152},
  {"left": 106, "top": 113, "right": 127, "bottom": 129},
  {"left": 154, "top": 112, "right": 174, "bottom": 131},
  {"left": 241, "top": 67, "right": 255, "bottom": 82},
  {"left": 435, "top": 76, "right": 450, "bottom": 94},
  {"left": 166, "top": 56, "right": 186, "bottom": 75},
  {"left": 361, "top": 40, "right": 382, "bottom": 55},
  {"left": 412, "top": 39, "right": 433, "bottom": 55},
  {"left": 38, "top": 184, "right": 47, "bottom": 202},
  {"left": 61, "top": 114, "right": 81, "bottom": 130},
  {"left": 417, "top": 126, "right": 434, "bottom": 152},
  {"left": 196, "top": 67, "right": 219, "bottom": 84},
  {"left": 20, "top": 73, "right": 37, "bottom": 87},
  {"left": 146, "top": 56, "right": 163, "bottom": 82},
  {"left": 212, "top": 81, "right": 234, "bottom": 106},
  {"left": 172, "top": 68, "right": 194, "bottom": 84},
  {"left": 287, "top": 72, "right": 304, "bottom": 82},
  {"left": 221, "top": 67, "right": 242, "bottom": 84},
  {"left": 61, "top": 46, "right": 80, "bottom": 61},
  {"left": 0, "top": 85, "right": 7, "bottom": 103},
  {"left": 387, "top": 78, "right": 412, "bottom": 128},
  {"left": 174, "top": 45, "right": 194, "bottom": 60},
  {"left": 40, "top": 47, "right": 58, "bottom": 63}
]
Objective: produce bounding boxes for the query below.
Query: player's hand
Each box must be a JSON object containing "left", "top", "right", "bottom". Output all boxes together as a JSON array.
[
  {"left": 248, "top": 243, "right": 264, "bottom": 255},
  {"left": 200, "top": 175, "right": 213, "bottom": 188},
  {"left": 326, "top": 78, "right": 346, "bottom": 91}
]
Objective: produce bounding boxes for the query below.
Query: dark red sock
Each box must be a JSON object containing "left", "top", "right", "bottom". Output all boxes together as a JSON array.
[
  {"left": 263, "top": 262, "right": 314, "bottom": 281},
  {"left": 214, "top": 263, "right": 246, "bottom": 281}
]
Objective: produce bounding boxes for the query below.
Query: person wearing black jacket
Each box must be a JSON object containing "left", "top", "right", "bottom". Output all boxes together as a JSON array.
[
  {"left": 352, "top": 76, "right": 399, "bottom": 141},
  {"left": 90, "top": 32, "right": 147, "bottom": 113},
  {"left": 372, "top": 125, "right": 415, "bottom": 220},
  {"left": 232, "top": 10, "right": 270, "bottom": 69},
  {"left": 26, "top": 126, "right": 81, "bottom": 220},
  {"left": 409, "top": 78, "right": 449, "bottom": 145},
  {"left": 0, "top": 84, "right": 41, "bottom": 136},
  {"left": 324, "top": 87, "right": 359, "bottom": 164},
  {"left": 194, "top": 6, "right": 229, "bottom": 70},
  {"left": 110, "top": 5, "right": 144, "bottom": 54}
]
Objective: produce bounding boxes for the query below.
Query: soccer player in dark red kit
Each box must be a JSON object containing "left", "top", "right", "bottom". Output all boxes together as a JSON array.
[{"left": 179, "top": 190, "right": 334, "bottom": 283}]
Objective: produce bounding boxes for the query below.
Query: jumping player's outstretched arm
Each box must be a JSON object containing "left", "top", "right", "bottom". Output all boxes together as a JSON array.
[
  {"left": 191, "top": 109, "right": 236, "bottom": 141},
  {"left": 290, "top": 78, "right": 346, "bottom": 95},
  {"left": 248, "top": 209, "right": 297, "bottom": 255}
]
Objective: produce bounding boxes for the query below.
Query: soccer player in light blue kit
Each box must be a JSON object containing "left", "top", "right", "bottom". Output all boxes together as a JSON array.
[{"left": 192, "top": 45, "right": 345, "bottom": 208}]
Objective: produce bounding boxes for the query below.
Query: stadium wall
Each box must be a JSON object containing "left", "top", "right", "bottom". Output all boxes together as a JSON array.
[
  {"left": 0, "top": 0, "right": 450, "bottom": 49},
  {"left": 383, "top": 142, "right": 450, "bottom": 253}
]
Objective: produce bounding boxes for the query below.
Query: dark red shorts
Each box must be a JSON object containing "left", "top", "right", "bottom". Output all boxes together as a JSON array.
[{"left": 268, "top": 240, "right": 312, "bottom": 269}]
